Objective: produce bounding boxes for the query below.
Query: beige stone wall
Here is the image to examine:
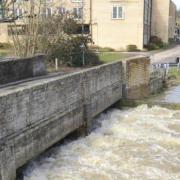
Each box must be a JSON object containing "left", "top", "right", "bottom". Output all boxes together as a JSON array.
[
  {"left": 0, "top": 58, "right": 123, "bottom": 180},
  {"left": 0, "top": 0, "right": 145, "bottom": 50},
  {"left": 0, "top": 0, "right": 91, "bottom": 43},
  {"left": 151, "top": 0, "right": 176, "bottom": 43},
  {"left": 91, "top": 0, "right": 145, "bottom": 50},
  {"left": 1, "top": 0, "right": 176, "bottom": 49},
  {"left": 0, "top": 23, "right": 9, "bottom": 43},
  {"left": 169, "top": 0, "right": 176, "bottom": 39}
]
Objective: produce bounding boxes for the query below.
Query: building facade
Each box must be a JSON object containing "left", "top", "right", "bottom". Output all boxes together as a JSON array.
[
  {"left": 0, "top": 0, "right": 177, "bottom": 50},
  {"left": 90, "top": 0, "right": 152, "bottom": 50},
  {"left": 151, "top": 0, "right": 176, "bottom": 43}
]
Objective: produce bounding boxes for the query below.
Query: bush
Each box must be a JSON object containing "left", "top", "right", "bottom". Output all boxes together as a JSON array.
[
  {"left": 168, "top": 38, "right": 175, "bottom": 44},
  {"left": 49, "top": 36, "right": 101, "bottom": 67},
  {"left": 147, "top": 43, "right": 160, "bottom": 50},
  {"left": 150, "top": 36, "right": 162, "bottom": 45},
  {"left": 162, "top": 43, "right": 169, "bottom": 49},
  {"left": 0, "top": 42, "right": 12, "bottom": 49},
  {"left": 126, "top": 44, "right": 138, "bottom": 52},
  {"left": 148, "top": 36, "right": 169, "bottom": 50}
]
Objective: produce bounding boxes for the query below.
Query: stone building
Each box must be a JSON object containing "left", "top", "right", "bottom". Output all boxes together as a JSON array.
[
  {"left": 151, "top": 0, "right": 176, "bottom": 43},
  {"left": 0, "top": 0, "right": 177, "bottom": 50}
]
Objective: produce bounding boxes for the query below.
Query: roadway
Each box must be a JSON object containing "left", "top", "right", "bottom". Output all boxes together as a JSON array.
[
  {"left": 150, "top": 45, "right": 180, "bottom": 64},
  {"left": 124, "top": 44, "right": 180, "bottom": 64}
]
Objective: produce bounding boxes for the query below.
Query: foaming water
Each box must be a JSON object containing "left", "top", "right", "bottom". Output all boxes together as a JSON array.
[{"left": 23, "top": 105, "right": 180, "bottom": 180}]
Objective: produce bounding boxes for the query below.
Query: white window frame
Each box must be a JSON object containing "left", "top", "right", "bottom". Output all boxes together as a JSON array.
[
  {"left": 58, "top": 7, "right": 66, "bottom": 14},
  {"left": 112, "top": 6, "right": 125, "bottom": 20},
  {"left": 46, "top": 8, "right": 53, "bottom": 17},
  {"left": 16, "top": 8, "right": 24, "bottom": 19},
  {"left": 73, "top": 7, "right": 82, "bottom": 19}
]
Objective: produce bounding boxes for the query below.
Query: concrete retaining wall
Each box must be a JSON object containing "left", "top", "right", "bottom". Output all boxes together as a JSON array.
[
  {"left": 123, "top": 57, "right": 150, "bottom": 99},
  {"left": 0, "top": 61, "right": 123, "bottom": 180},
  {"left": 0, "top": 55, "right": 46, "bottom": 85},
  {"left": 0, "top": 56, "right": 150, "bottom": 180}
]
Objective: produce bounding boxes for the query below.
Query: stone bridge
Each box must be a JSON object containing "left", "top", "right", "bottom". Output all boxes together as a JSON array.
[{"left": 0, "top": 56, "right": 150, "bottom": 180}]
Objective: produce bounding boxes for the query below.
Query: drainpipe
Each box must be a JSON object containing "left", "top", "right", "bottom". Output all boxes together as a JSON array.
[
  {"left": 90, "top": 0, "right": 93, "bottom": 43},
  {"left": 150, "top": 0, "right": 152, "bottom": 41}
]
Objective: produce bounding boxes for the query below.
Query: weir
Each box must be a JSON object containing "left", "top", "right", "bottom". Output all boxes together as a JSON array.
[{"left": 0, "top": 56, "right": 150, "bottom": 180}]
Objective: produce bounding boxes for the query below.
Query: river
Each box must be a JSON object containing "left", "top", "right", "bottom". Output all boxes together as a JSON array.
[{"left": 23, "top": 105, "right": 180, "bottom": 180}]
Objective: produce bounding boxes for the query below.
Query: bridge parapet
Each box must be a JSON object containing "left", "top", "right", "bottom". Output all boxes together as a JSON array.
[
  {"left": 122, "top": 56, "right": 151, "bottom": 99},
  {"left": 0, "top": 55, "right": 46, "bottom": 85},
  {"left": 0, "top": 56, "right": 150, "bottom": 180}
]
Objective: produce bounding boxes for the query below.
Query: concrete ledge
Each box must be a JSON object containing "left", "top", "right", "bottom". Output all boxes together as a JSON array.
[{"left": 0, "top": 55, "right": 46, "bottom": 85}]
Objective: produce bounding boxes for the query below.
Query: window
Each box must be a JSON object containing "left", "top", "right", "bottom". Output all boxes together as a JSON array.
[
  {"left": 75, "top": 24, "right": 90, "bottom": 34},
  {"left": 73, "top": 8, "right": 82, "bottom": 19},
  {"left": 58, "top": 7, "right": 66, "bottom": 14},
  {"left": 112, "top": 6, "right": 124, "bottom": 19},
  {"left": 46, "top": 8, "right": 52, "bottom": 17},
  {"left": 8, "top": 24, "right": 26, "bottom": 35},
  {"left": 15, "top": 8, "right": 24, "bottom": 19}
]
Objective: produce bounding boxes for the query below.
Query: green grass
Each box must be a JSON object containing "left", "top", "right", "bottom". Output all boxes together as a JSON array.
[
  {"left": 167, "top": 68, "right": 180, "bottom": 87},
  {"left": 0, "top": 48, "right": 12, "bottom": 57},
  {"left": 168, "top": 68, "right": 180, "bottom": 79},
  {"left": 98, "top": 52, "right": 127, "bottom": 63}
]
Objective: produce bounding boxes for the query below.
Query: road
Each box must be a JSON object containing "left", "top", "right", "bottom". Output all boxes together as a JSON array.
[
  {"left": 124, "top": 45, "right": 180, "bottom": 64},
  {"left": 150, "top": 45, "right": 180, "bottom": 64}
]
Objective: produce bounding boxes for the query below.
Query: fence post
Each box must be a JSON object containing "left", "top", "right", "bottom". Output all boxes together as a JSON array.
[{"left": 55, "top": 58, "right": 58, "bottom": 71}]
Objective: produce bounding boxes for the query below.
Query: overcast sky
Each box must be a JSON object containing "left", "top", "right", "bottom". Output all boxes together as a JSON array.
[{"left": 172, "top": 0, "right": 180, "bottom": 9}]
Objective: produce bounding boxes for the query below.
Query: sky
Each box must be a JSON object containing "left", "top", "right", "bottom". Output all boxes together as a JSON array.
[{"left": 172, "top": 0, "right": 180, "bottom": 9}]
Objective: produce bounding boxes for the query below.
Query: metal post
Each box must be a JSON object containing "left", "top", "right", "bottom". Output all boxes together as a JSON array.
[{"left": 55, "top": 58, "right": 58, "bottom": 71}]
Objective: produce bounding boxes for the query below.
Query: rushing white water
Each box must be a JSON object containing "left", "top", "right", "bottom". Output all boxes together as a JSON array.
[{"left": 23, "top": 105, "right": 180, "bottom": 180}]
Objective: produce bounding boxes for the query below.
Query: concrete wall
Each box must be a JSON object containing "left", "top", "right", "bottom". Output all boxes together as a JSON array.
[
  {"left": 0, "top": 55, "right": 46, "bottom": 85},
  {"left": 123, "top": 56, "right": 150, "bottom": 99},
  {"left": 0, "top": 56, "right": 150, "bottom": 180},
  {"left": 0, "top": 60, "right": 123, "bottom": 180}
]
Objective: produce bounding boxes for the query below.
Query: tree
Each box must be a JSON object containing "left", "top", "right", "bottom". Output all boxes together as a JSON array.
[
  {"left": 8, "top": 0, "right": 80, "bottom": 57},
  {"left": 8, "top": 0, "right": 100, "bottom": 66}
]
